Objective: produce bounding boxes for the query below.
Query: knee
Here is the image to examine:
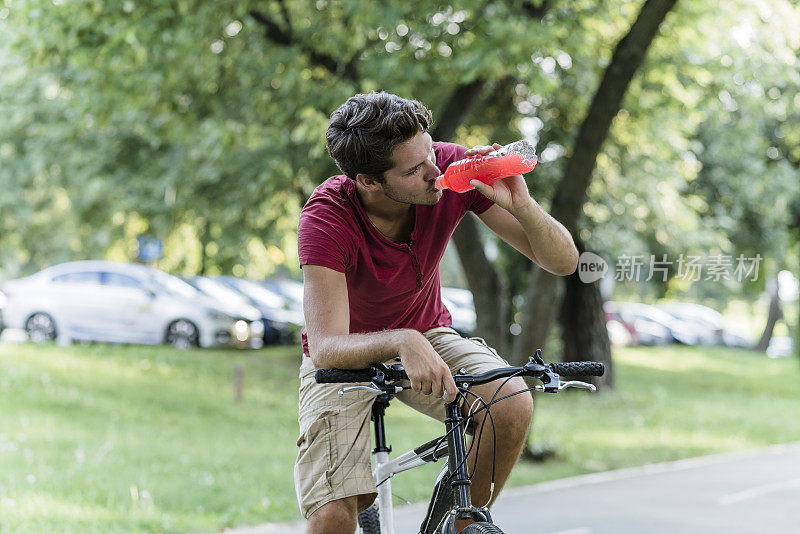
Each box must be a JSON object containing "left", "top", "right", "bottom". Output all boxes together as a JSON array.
[
  {"left": 307, "top": 497, "right": 358, "bottom": 533},
  {"left": 493, "top": 378, "right": 533, "bottom": 436}
]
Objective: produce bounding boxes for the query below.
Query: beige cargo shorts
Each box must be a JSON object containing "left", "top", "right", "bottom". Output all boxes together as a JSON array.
[{"left": 293, "top": 326, "right": 509, "bottom": 519}]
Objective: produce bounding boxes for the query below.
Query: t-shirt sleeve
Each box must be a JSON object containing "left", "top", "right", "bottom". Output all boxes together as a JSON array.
[
  {"left": 464, "top": 189, "right": 494, "bottom": 215},
  {"left": 298, "top": 198, "right": 353, "bottom": 273},
  {"left": 435, "top": 142, "right": 495, "bottom": 215}
]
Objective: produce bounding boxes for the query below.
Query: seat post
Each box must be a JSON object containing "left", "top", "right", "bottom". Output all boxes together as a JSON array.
[{"left": 371, "top": 394, "right": 392, "bottom": 454}]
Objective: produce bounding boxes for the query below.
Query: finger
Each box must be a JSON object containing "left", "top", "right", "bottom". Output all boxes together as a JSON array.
[
  {"left": 470, "top": 180, "right": 493, "bottom": 197},
  {"left": 410, "top": 377, "right": 422, "bottom": 393},
  {"left": 465, "top": 145, "right": 493, "bottom": 156},
  {"left": 421, "top": 380, "right": 433, "bottom": 396},
  {"left": 432, "top": 380, "right": 444, "bottom": 400},
  {"left": 444, "top": 375, "right": 459, "bottom": 403}
]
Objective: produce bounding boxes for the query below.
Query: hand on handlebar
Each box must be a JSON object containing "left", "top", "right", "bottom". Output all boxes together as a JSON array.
[{"left": 397, "top": 330, "right": 459, "bottom": 403}]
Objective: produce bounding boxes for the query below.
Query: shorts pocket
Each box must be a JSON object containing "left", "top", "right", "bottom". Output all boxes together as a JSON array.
[{"left": 295, "top": 414, "right": 338, "bottom": 496}]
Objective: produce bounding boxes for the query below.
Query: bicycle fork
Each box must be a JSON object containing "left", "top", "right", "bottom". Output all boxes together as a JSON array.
[{"left": 440, "top": 401, "right": 491, "bottom": 532}]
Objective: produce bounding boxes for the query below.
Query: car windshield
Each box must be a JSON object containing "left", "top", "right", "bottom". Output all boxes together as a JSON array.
[
  {"left": 194, "top": 278, "right": 250, "bottom": 305},
  {"left": 271, "top": 279, "right": 304, "bottom": 303},
  {"left": 231, "top": 278, "right": 286, "bottom": 308},
  {"left": 152, "top": 272, "right": 201, "bottom": 299}
]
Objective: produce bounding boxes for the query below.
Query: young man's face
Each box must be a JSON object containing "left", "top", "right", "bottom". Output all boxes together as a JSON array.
[{"left": 379, "top": 131, "right": 442, "bottom": 206}]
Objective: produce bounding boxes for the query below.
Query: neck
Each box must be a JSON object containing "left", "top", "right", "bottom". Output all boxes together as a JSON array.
[
  {"left": 356, "top": 183, "right": 412, "bottom": 222},
  {"left": 355, "top": 182, "right": 414, "bottom": 243}
]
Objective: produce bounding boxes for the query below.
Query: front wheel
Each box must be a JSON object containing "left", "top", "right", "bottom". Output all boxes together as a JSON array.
[
  {"left": 461, "top": 523, "right": 505, "bottom": 534},
  {"left": 26, "top": 313, "right": 57, "bottom": 343},
  {"left": 165, "top": 319, "right": 199, "bottom": 349},
  {"left": 357, "top": 505, "right": 380, "bottom": 534}
]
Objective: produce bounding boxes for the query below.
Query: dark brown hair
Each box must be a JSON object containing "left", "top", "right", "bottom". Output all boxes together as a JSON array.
[{"left": 326, "top": 91, "right": 433, "bottom": 181}]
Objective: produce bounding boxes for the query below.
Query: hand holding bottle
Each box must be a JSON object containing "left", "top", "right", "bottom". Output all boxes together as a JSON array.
[
  {"left": 434, "top": 139, "right": 537, "bottom": 193},
  {"left": 436, "top": 140, "right": 538, "bottom": 213}
]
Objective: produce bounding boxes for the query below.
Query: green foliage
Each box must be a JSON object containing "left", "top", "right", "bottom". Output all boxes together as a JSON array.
[{"left": 1, "top": 0, "right": 798, "bottom": 307}]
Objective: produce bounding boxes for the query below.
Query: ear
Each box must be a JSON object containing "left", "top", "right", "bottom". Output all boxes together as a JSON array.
[{"left": 355, "top": 173, "right": 383, "bottom": 191}]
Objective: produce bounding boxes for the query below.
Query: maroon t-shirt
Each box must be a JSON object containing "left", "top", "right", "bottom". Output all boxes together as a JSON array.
[{"left": 298, "top": 142, "right": 493, "bottom": 355}]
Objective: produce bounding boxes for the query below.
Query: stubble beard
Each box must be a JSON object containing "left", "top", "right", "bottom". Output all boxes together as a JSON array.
[{"left": 381, "top": 183, "right": 442, "bottom": 206}]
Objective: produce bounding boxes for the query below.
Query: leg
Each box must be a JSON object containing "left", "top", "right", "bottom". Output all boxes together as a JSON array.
[
  {"left": 306, "top": 496, "right": 358, "bottom": 534},
  {"left": 295, "top": 357, "right": 378, "bottom": 529},
  {"left": 464, "top": 376, "right": 533, "bottom": 506},
  {"left": 457, "top": 376, "right": 532, "bottom": 531},
  {"left": 402, "top": 328, "right": 533, "bottom": 531}
]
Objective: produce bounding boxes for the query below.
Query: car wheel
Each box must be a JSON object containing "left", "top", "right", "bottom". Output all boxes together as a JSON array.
[
  {"left": 165, "top": 319, "right": 199, "bottom": 349},
  {"left": 26, "top": 313, "right": 58, "bottom": 343}
]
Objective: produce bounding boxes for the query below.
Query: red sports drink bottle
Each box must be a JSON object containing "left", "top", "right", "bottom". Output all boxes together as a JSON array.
[{"left": 435, "top": 140, "right": 538, "bottom": 193}]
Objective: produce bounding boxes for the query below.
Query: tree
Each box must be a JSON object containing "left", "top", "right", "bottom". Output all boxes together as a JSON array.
[{"left": 511, "top": 0, "right": 679, "bottom": 392}]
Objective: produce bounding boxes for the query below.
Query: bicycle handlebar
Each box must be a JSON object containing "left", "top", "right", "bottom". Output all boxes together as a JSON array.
[
  {"left": 315, "top": 368, "right": 375, "bottom": 384},
  {"left": 549, "top": 361, "right": 605, "bottom": 377},
  {"left": 315, "top": 354, "right": 604, "bottom": 389}
]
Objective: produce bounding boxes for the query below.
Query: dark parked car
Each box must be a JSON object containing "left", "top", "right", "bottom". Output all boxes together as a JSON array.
[{"left": 215, "top": 276, "right": 304, "bottom": 345}]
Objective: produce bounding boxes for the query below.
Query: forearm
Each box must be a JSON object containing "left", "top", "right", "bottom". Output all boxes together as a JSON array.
[
  {"left": 308, "top": 328, "right": 413, "bottom": 369},
  {"left": 512, "top": 199, "right": 579, "bottom": 275}
]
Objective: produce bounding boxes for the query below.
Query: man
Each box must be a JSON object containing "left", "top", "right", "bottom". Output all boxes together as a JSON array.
[{"left": 296, "top": 91, "right": 578, "bottom": 533}]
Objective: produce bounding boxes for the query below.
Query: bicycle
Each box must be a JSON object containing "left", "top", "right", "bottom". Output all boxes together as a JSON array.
[{"left": 315, "top": 349, "right": 605, "bottom": 534}]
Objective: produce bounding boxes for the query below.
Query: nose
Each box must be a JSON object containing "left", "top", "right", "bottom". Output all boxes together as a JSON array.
[{"left": 423, "top": 160, "right": 439, "bottom": 182}]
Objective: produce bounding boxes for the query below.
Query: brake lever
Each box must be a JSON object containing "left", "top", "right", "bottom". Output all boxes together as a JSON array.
[
  {"left": 338, "top": 385, "right": 404, "bottom": 397},
  {"left": 530, "top": 379, "right": 597, "bottom": 393},
  {"left": 558, "top": 380, "right": 597, "bottom": 392}
]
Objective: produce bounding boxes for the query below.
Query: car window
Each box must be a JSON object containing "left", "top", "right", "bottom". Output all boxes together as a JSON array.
[
  {"left": 230, "top": 278, "right": 286, "bottom": 308},
  {"left": 151, "top": 272, "right": 200, "bottom": 299},
  {"left": 101, "top": 272, "right": 143, "bottom": 289},
  {"left": 194, "top": 278, "right": 251, "bottom": 306},
  {"left": 52, "top": 271, "right": 102, "bottom": 284}
]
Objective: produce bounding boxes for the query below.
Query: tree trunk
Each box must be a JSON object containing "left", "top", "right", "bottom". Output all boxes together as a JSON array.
[
  {"left": 756, "top": 277, "right": 783, "bottom": 352},
  {"left": 513, "top": 0, "right": 678, "bottom": 371},
  {"left": 451, "top": 214, "right": 509, "bottom": 353},
  {"left": 199, "top": 218, "right": 211, "bottom": 276},
  {"left": 511, "top": 266, "right": 564, "bottom": 365},
  {"left": 560, "top": 241, "right": 614, "bottom": 389}
]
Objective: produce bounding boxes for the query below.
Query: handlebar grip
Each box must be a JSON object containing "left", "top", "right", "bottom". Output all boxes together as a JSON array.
[
  {"left": 549, "top": 361, "right": 605, "bottom": 377},
  {"left": 315, "top": 368, "right": 374, "bottom": 384}
]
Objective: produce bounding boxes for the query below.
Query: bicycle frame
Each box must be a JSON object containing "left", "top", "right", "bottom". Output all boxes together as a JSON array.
[{"left": 365, "top": 391, "right": 490, "bottom": 534}]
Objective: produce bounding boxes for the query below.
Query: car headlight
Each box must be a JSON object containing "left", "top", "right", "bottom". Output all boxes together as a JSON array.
[
  {"left": 233, "top": 320, "right": 250, "bottom": 342},
  {"left": 207, "top": 309, "right": 234, "bottom": 322}
]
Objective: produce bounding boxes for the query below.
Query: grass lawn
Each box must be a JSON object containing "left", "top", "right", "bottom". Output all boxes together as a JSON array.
[{"left": 1, "top": 342, "right": 799, "bottom": 533}]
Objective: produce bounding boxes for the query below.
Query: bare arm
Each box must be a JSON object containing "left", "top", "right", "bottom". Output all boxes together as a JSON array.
[
  {"left": 302, "top": 264, "right": 458, "bottom": 402},
  {"left": 477, "top": 202, "right": 577, "bottom": 275},
  {"left": 467, "top": 143, "right": 579, "bottom": 276}
]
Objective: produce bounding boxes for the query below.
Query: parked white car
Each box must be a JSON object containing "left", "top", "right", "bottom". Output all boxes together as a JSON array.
[
  {"left": 0, "top": 289, "right": 6, "bottom": 335},
  {"left": 441, "top": 287, "right": 477, "bottom": 336},
  {"left": 1, "top": 261, "right": 263, "bottom": 348}
]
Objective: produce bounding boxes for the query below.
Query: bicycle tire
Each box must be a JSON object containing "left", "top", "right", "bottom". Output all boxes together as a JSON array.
[
  {"left": 460, "top": 522, "right": 505, "bottom": 533},
  {"left": 357, "top": 505, "right": 380, "bottom": 534},
  {"left": 420, "top": 465, "right": 454, "bottom": 534}
]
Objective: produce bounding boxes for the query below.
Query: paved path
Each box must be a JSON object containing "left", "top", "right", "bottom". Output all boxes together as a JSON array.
[{"left": 223, "top": 442, "right": 800, "bottom": 533}]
